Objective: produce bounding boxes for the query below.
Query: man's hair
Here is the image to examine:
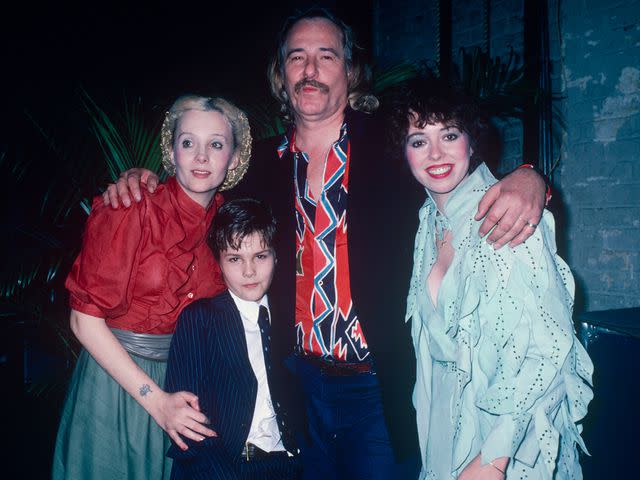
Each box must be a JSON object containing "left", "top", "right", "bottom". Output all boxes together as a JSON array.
[
  {"left": 387, "top": 75, "right": 490, "bottom": 173},
  {"left": 267, "top": 6, "right": 378, "bottom": 122},
  {"left": 208, "top": 198, "right": 277, "bottom": 260}
]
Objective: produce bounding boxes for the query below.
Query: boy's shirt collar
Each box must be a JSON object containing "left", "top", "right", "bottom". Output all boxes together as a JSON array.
[{"left": 228, "top": 290, "right": 269, "bottom": 325}]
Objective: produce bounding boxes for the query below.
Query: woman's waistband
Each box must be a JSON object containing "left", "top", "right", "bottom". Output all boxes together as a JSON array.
[{"left": 111, "top": 328, "right": 173, "bottom": 361}]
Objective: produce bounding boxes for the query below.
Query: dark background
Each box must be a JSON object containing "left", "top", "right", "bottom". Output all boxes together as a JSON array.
[
  {"left": 4, "top": 2, "right": 375, "bottom": 222},
  {"left": 7, "top": 1, "right": 373, "bottom": 139}
]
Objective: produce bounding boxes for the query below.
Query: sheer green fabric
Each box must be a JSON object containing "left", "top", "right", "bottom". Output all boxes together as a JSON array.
[{"left": 406, "top": 164, "right": 593, "bottom": 479}]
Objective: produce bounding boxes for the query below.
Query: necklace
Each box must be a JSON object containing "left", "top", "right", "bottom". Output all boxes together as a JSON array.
[{"left": 434, "top": 212, "right": 450, "bottom": 249}]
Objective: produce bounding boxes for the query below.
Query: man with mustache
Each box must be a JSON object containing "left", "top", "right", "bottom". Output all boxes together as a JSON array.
[{"left": 105, "top": 8, "right": 547, "bottom": 479}]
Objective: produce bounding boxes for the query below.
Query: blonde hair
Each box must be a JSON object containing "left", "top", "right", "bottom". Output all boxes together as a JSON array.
[{"left": 160, "top": 95, "right": 252, "bottom": 191}]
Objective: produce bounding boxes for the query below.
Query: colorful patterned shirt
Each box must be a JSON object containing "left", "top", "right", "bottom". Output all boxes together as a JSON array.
[{"left": 277, "top": 123, "right": 370, "bottom": 362}]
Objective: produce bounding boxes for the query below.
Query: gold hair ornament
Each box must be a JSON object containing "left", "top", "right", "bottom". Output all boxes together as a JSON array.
[{"left": 218, "top": 108, "right": 252, "bottom": 191}]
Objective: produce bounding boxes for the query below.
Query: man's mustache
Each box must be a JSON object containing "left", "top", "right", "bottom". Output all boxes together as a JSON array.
[{"left": 294, "top": 79, "right": 330, "bottom": 94}]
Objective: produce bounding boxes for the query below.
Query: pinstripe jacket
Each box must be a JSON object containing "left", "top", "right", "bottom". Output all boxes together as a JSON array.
[{"left": 165, "top": 290, "right": 298, "bottom": 479}]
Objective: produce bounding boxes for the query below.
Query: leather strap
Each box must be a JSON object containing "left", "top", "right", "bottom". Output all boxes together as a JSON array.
[{"left": 301, "top": 354, "right": 374, "bottom": 376}]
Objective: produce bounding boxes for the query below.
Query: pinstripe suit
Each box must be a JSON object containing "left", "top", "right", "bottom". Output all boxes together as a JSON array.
[{"left": 165, "top": 290, "right": 300, "bottom": 480}]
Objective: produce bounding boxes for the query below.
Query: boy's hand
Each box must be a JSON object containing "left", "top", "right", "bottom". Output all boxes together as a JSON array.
[{"left": 102, "top": 168, "right": 159, "bottom": 208}]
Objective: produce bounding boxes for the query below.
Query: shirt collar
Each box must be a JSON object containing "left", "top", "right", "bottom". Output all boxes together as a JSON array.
[
  {"left": 228, "top": 290, "right": 270, "bottom": 324},
  {"left": 166, "top": 175, "right": 222, "bottom": 225},
  {"left": 277, "top": 121, "right": 349, "bottom": 159},
  {"left": 423, "top": 162, "right": 496, "bottom": 231}
]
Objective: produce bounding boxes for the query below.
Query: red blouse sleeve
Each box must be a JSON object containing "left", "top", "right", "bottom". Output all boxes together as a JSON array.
[{"left": 65, "top": 196, "right": 146, "bottom": 319}]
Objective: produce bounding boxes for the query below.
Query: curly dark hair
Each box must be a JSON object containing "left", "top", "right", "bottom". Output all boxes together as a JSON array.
[{"left": 387, "top": 75, "right": 490, "bottom": 173}]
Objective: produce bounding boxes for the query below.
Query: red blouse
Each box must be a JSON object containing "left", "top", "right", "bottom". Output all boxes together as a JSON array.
[{"left": 66, "top": 177, "right": 226, "bottom": 334}]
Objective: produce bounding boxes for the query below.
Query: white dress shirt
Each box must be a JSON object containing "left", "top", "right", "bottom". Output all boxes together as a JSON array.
[{"left": 228, "top": 291, "right": 285, "bottom": 453}]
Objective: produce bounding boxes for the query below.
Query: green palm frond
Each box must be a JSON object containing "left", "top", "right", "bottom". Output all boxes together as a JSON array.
[
  {"left": 373, "top": 62, "right": 421, "bottom": 94},
  {"left": 241, "top": 96, "right": 287, "bottom": 141},
  {"left": 80, "top": 89, "right": 164, "bottom": 181},
  {"left": 23, "top": 109, "right": 97, "bottom": 224},
  {"left": 458, "top": 47, "right": 528, "bottom": 119},
  {"left": 457, "top": 47, "right": 565, "bottom": 169}
]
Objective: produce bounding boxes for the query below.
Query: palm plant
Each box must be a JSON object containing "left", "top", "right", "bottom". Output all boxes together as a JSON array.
[
  {"left": 4, "top": 90, "right": 165, "bottom": 399},
  {"left": 456, "top": 47, "right": 565, "bottom": 173},
  {"left": 80, "top": 89, "right": 165, "bottom": 184},
  {"left": 458, "top": 47, "right": 528, "bottom": 118},
  {"left": 240, "top": 95, "right": 288, "bottom": 142}
]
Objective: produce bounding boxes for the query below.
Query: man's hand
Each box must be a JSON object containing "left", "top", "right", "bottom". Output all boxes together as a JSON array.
[
  {"left": 152, "top": 390, "right": 217, "bottom": 451},
  {"left": 102, "top": 168, "right": 160, "bottom": 208},
  {"left": 475, "top": 167, "right": 546, "bottom": 249}
]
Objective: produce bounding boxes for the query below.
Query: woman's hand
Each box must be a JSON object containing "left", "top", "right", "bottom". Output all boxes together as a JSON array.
[
  {"left": 70, "top": 310, "right": 217, "bottom": 451},
  {"left": 475, "top": 167, "right": 546, "bottom": 249},
  {"left": 102, "top": 168, "right": 160, "bottom": 208},
  {"left": 458, "top": 454, "right": 509, "bottom": 480},
  {"left": 150, "top": 390, "right": 217, "bottom": 451}
]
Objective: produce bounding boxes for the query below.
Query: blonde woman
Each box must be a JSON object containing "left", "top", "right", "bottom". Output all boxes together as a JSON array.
[{"left": 53, "top": 96, "right": 252, "bottom": 480}]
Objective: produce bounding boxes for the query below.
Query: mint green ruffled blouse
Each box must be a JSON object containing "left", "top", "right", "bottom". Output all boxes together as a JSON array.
[{"left": 406, "top": 163, "right": 593, "bottom": 479}]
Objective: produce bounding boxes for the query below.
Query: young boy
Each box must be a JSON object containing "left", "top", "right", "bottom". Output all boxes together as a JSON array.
[{"left": 165, "top": 198, "right": 300, "bottom": 480}]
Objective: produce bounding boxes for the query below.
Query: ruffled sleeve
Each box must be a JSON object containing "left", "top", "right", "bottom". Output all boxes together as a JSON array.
[
  {"left": 461, "top": 211, "right": 593, "bottom": 476},
  {"left": 65, "top": 195, "right": 146, "bottom": 319}
]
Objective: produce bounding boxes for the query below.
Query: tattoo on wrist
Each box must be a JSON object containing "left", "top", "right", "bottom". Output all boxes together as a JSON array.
[{"left": 139, "top": 384, "right": 152, "bottom": 397}]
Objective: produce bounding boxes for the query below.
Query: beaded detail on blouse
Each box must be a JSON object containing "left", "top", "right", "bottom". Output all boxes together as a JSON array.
[{"left": 406, "top": 163, "right": 593, "bottom": 479}]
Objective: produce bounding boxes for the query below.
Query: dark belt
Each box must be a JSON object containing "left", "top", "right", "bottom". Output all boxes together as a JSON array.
[
  {"left": 241, "top": 443, "right": 289, "bottom": 462},
  {"left": 301, "top": 353, "right": 374, "bottom": 376}
]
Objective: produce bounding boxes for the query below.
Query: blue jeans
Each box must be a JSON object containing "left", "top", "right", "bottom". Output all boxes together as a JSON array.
[{"left": 292, "top": 355, "right": 416, "bottom": 480}]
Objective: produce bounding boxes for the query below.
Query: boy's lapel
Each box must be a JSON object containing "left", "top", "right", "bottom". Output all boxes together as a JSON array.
[{"left": 216, "top": 291, "right": 258, "bottom": 400}]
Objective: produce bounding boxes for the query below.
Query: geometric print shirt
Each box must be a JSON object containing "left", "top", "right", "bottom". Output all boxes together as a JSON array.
[{"left": 277, "top": 122, "right": 370, "bottom": 362}]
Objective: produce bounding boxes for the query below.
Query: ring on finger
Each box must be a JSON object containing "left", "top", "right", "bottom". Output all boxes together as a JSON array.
[{"left": 525, "top": 220, "right": 538, "bottom": 229}]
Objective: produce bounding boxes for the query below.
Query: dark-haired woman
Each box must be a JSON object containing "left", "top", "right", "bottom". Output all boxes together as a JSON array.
[{"left": 390, "top": 80, "right": 593, "bottom": 480}]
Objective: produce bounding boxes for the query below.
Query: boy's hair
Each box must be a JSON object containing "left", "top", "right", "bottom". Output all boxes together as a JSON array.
[{"left": 208, "top": 198, "right": 277, "bottom": 260}]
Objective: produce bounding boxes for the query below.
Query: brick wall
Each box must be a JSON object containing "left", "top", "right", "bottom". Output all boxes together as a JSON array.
[
  {"left": 373, "top": 0, "right": 640, "bottom": 311},
  {"left": 373, "top": 0, "right": 437, "bottom": 68},
  {"left": 558, "top": 0, "right": 640, "bottom": 310}
]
